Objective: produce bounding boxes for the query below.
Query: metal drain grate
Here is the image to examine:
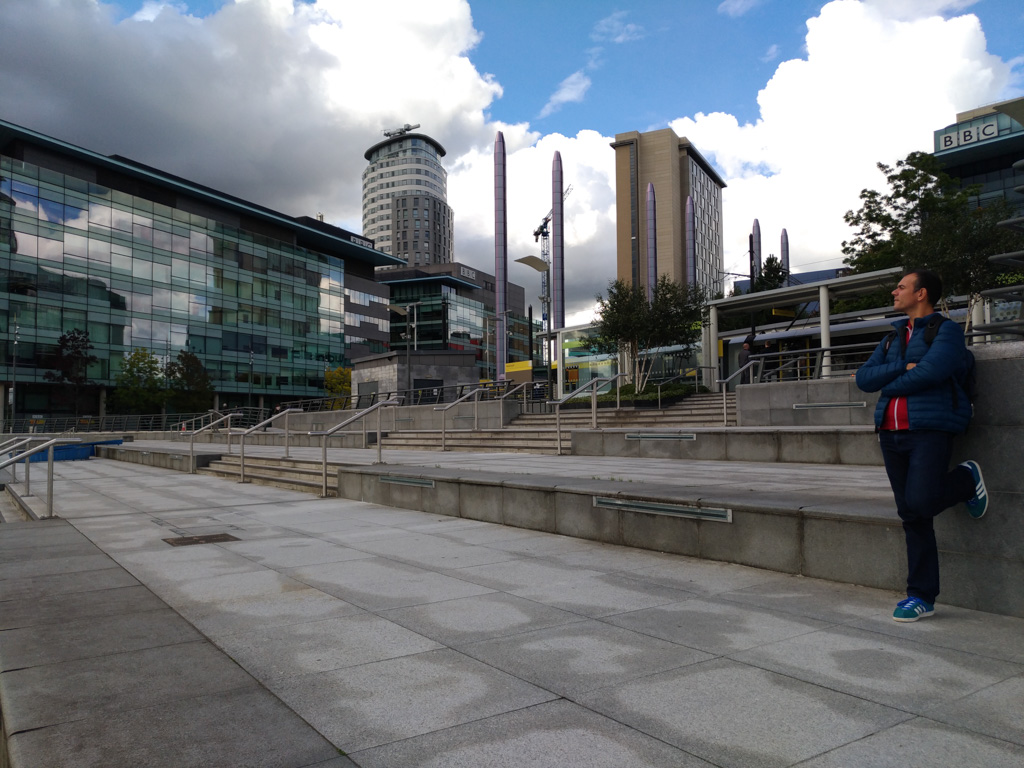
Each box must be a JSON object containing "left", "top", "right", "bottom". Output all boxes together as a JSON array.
[{"left": 162, "top": 533, "right": 241, "bottom": 547}]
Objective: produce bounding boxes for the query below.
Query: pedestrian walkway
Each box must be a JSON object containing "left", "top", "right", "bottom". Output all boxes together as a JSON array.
[{"left": 2, "top": 454, "right": 1023, "bottom": 767}]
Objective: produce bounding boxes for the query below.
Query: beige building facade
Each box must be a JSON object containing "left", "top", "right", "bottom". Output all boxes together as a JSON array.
[{"left": 611, "top": 128, "right": 725, "bottom": 297}]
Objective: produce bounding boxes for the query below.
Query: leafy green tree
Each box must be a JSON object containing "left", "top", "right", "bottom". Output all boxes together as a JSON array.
[
  {"left": 587, "top": 276, "right": 708, "bottom": 393},
  {"left": 165, "top": 350, "right": 214, "bottom": 413},
  {"left": 325, "top": 366, "right": 351, "bottom": 402},
  {"left": 43, "top": 329, "right": 98, "bottom": 417},
  {"left": 841, "top": 150, "right": 1022, "bottom": 317},
  {"left": 111, "top": 347, "right": 165, "bottom": 414},
  {"left": 753, "top": 254, "right": 788, "bottom": 293}
]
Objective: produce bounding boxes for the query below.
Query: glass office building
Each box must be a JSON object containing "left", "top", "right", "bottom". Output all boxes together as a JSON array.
[
  {"left": 0, "top": 119, "right": 397, "bottom": 418},
  {"left": 933, "top": 97, "right": 1024, "bottom": 216},
  {"left": 381, "top": 264, "right": 537, "bottom": 379}
]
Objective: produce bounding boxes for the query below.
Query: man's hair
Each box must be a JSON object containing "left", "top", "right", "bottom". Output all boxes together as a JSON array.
[{"left": 907, "top": 268, "right": 943, "bottom": 306}]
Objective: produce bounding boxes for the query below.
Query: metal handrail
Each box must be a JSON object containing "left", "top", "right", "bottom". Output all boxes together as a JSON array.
[
  {"left": 654, "top": 366, "right": 717, "bottom": 408},
  {"left": 0, "top": 437, "right": 37, "bottom": 483},
  {"left": 716, "top": 364, "right": 758, "bottom": 426},
  {"left": 0, "top": 438, "right": 82, "bottom": 517},
  {"left": 238, "top": 408, "right": 304, "bottom": 484},
  {"left": 434, "top": 388, "right": 489, "bottom": 452},
  {"left": 186, "top": 413, "right": 238, "bottom": 474},
  {"left": 497, "top": 382, "right": 533, "bottom": 432},
  {"left": 554, "top": 373, "right": 629, "bottom": 456},
  {"left": 308, "top": 399, "right": 402, "bottom": 496}
]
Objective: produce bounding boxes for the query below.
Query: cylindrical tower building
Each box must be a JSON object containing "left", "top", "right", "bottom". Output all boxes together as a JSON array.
[{"left": 362, "top": 126, "right": 454, "bottom": 267}]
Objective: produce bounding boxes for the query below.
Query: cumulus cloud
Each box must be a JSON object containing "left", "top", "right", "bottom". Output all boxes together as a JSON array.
[{"left": 672, "top": 0, "right": 1011, "bottom": 282}]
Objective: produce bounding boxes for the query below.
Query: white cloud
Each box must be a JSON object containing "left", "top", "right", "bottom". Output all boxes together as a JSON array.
[
  {"left": 761, "top": 43, "right": 780, "bottom": 62},
  {"left": 591, "top": 11, "right": 644, "bottom": 43},
  {"left": 718, "top": 0, "right": 763, "bottom": 18},
  {"left": 538, "top": 70, "right": 592, "bottom": 119},
  {"left": 671, "top": 0, "right": 1011, "bottom": 283}
]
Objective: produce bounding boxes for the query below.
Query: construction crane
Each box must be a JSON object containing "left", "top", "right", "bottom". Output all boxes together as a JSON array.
[
  {"left": 382, "top": 123, "right": 421, "bottom": 138},
  {"left": 531, "top": 184, "right": 573, "bottom": 331}
]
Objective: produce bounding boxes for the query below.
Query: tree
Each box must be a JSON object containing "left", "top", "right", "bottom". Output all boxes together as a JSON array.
[
  {"left": 587, "top": 275, "right": 708, "bottom": 393},
  {"left": 841, "top": 151, "right": 1023, "bottom": 318},
  {"left": 325, "top": 366, "right": 351, "bottom": 400},
  {"left": 111, "top": 348, "right": 165, "bottom": 414},
  {"left": 43, "top": 329, "right": 98, "bottom": 417},
  {"left": 165, "top": 350, "right": 214, "bottom": 413},
  {"left": 754, "top": 254, "right": 788, "bottom": 293}
]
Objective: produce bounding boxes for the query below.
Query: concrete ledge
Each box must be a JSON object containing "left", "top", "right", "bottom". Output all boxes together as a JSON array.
[
  {"left": 333, "top": 464, "right": 918, "bottom": 603},
  {"left": 572, "top": 427, "right": 882, "bottom": 466}
]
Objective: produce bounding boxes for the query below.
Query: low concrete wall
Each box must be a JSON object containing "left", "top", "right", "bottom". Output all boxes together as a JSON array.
[
  {"left": 736, "top": 378, "right": 877, "bottom": 427},
  {"left": 945, "top": 341, "right": 1024, "bottom": 617},
  {"left": 334, "top": 464, "right": 908, "bottom": 602},
  {"left": 572, "top": 427, "right": 882, "bottom": 465}
]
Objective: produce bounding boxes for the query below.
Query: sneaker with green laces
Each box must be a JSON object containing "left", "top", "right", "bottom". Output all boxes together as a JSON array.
[
  {"left": 960, "top": 460, "right": 988, "bottom": 519},
  {"left": 893, "top": 596, "right": 934, "bottom": 622}
]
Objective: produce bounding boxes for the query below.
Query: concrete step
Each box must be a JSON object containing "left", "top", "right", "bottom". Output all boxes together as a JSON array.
[{"left": 197, "top": 456, "right": 339, "bottom": 496}]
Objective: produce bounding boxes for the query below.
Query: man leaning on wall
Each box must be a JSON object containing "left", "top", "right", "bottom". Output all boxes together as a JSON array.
[{"left": 855, "top": 268, "right": 988, "bottom": 623}]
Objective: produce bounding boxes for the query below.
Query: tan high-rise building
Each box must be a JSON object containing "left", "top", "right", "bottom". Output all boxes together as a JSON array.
[{"left": 610, "top": 128, "right": 725, "bottom": 297}]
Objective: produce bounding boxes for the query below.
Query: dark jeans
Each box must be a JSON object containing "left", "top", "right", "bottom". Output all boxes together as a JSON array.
[{"left": 879, "top": 430, "right": 975, "bottom": 604}]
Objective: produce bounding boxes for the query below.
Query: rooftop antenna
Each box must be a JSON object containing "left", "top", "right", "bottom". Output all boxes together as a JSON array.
[{"left": 382, "top": 123, "right": 421, "bottom": 138}]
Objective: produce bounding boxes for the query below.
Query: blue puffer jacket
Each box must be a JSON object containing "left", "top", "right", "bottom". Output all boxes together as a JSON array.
[{"left": 855, "top": 312, "right": 971, "bottom": 433}]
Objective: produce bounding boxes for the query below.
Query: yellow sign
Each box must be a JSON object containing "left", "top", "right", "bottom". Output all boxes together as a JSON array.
[{"left": 505, "top": 360, "right": 533, "bottom": 373}]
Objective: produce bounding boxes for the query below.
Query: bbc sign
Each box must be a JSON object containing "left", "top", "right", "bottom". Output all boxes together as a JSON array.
[{"left": 939, "top": 117, "right": 998, "bottom": 150}]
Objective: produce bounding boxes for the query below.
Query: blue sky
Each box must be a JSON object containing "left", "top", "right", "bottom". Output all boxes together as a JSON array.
[{"left": 4, "top": 0, "right": 1024, "bottom": 318}]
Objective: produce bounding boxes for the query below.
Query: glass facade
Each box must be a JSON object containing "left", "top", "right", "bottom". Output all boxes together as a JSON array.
[
  {"left": 934, "top": 106, "right": 1024, "bottom": 216},
  {"left": 387, "top": 283, "right": 536, "bottom": 379},
  {"left": 688, "top": 157, "right": 725, "bottom": 297},
  {"left": 1, "top": 146, "right": 391, "bottom": 415}
]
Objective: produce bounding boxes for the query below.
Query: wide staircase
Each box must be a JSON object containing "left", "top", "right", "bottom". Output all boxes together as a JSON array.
[{"left": 376, "top": 392, "right": 736, "bottom": 454}]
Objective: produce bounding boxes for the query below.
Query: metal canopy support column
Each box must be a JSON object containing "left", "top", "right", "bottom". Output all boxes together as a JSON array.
[
  {"left": 819, "top": 284, "right": 832, "bottom": 378},
  {"left": 707, "top": 305, "right": 719, "bottom": 391}
]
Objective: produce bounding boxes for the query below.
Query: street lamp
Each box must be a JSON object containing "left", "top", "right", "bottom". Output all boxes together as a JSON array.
[
  {"left": 388, "top": 302, "right": 422, "bottom": 397},
  {"left": 515, "top": 255, "right": 551, "bottom": 393}
]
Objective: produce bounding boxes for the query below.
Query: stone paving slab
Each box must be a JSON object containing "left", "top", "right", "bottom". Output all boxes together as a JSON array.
[
  {"left": 4, "top": 455, "right": 1024, "bottom": 768},
  {"left": 267, "top": 648, "right": 558, "bottom": 754},
  {"left": 576, "top": 657, "right": 913, "bottom": 768},
  {"left": 351, "top": 699, "right": 718, "bottom": 767}
]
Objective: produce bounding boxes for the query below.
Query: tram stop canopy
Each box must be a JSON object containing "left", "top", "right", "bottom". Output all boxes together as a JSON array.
[{"left": 706, "top": 266, "right": 903, "bottom": 377}]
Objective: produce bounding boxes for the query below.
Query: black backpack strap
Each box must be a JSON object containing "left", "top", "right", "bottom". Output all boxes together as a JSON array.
[
  {"left": 882, "top": 329, "right": 898, "bottom": 355},
  {"left": 923, "top": 316, "right": 947, "bottom": 344}
]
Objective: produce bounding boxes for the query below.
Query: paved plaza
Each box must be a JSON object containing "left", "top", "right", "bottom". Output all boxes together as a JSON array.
[{"left": 1, "top": 450, "right": 1023, "bottom": 767}]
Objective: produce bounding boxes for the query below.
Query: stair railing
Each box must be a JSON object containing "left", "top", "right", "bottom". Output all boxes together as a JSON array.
[
  {"left": 309, "top": 399, "right": 402, "bottom": 496},
  {"left": 0, "top": 438, "right": 82, "bottom": 518},
  {"left": 715, "top": 366, "right": 755, "bottom": 425},
  {"left": 0, "top": 437, "right": 36, "bottom": 483},
  {"left": 553, "top": 374, "right": 628, "bottom": 456},
  {"left": 654, "top": 366, "right": 718, "bottom": 408},
  {"left": 434, "top": 388, "right": 488, "bottom": 451},
  {"left": 238, "top": 408, "right": 305, "bottom": 484},
  {"left": 186, "top": 413, "right": 238, "bottom": 474},
  {"left": 497, "top": 382, "right": 532, "bottom": 432}
]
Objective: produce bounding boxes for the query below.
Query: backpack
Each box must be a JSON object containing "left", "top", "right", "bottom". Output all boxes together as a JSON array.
[{"left": 881, "top": 316, "right": 976, "bottom": 411}]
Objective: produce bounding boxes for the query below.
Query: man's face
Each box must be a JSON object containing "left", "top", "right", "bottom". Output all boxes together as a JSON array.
[{"left": 892, "top": 274, "right": 926, "bottom": 315}]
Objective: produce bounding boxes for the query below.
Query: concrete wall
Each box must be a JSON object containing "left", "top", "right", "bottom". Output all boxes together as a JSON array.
[{"left": 736, "top": 378, "right": 877, "bottom": 427}]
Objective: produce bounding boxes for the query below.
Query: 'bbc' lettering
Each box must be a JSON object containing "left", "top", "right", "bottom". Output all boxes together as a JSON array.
[{"left": 941, "top": 116, "right": 998, "bottom": 149}]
